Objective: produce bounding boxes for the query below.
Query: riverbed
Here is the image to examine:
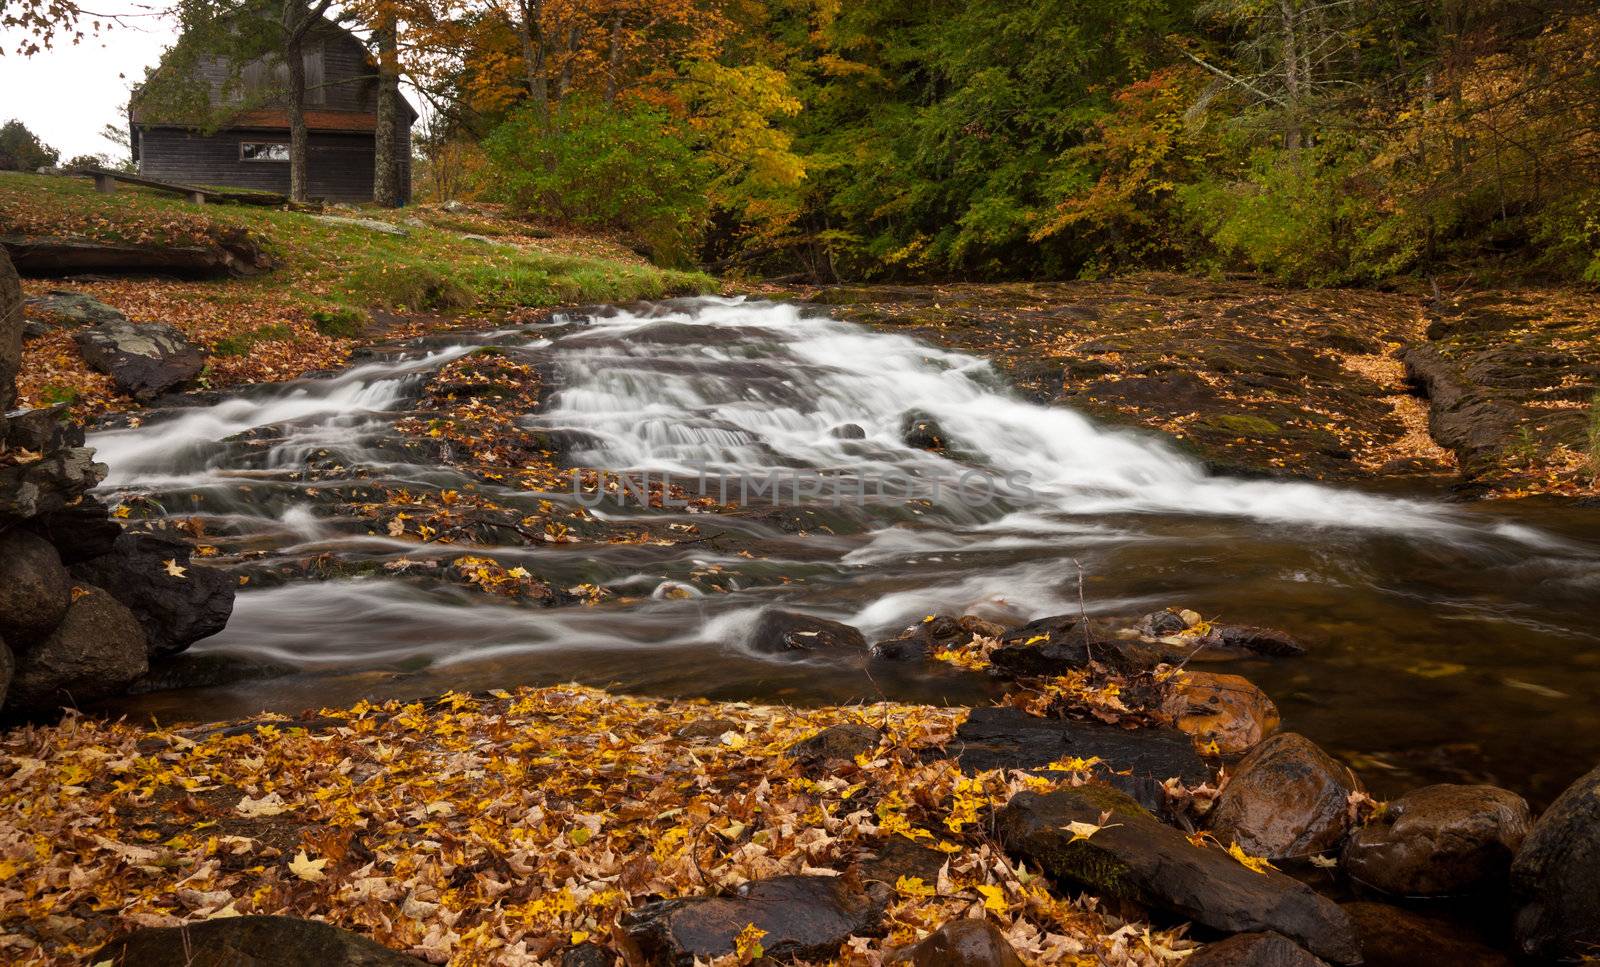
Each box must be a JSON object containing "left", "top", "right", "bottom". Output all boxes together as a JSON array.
[{"left": 89, "top": 297, "right": 1600, "bottom": 805}]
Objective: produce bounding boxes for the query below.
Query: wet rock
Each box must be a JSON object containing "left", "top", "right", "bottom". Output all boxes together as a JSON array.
[
  {"left": 901, "top": 411, "right": 946, "bottom": 450},
  {"left": 1341, "top": 902, "right": 1512, "bottom": 967},
  {"left": 1510, "top": 761, "right": 1600, "bottom": 961},
  {"left": 948, "top": 706, "right": 1209, "bottom": 796},
  {"left": 1343, "top": 784, "right": 1531, "bottom": 897},
  {"left": 830, "top": 423, "right": 866, "bottom": 439},
  {"left": 1209, "top": 733, "right": 1359, "bottom": 861},
  {"left": 23, "top": 290, "right": 127, "bottom": 328},
  {"left": 0, "top": 527, "right": 71, "bottom": 641},
  {"left": 987, "top": 615, "right": 1091, "bottom": 677},
  {"left": 0, "top": 445, "right": 106, "bottom": 519},
  {"left": 71, "top": 533, "right": 236, "bottom": 658},
  {"left": 748, "top": 608, "right": 867, "bottom": 654},
  {"left": 76, "top": 319, "right": 205, "bottom": 400},
  {"left": 4, "top": 403, "right": 82, "bottom": 451},
  {"left": 621, "top": 875, "right": 876, "bottom": 965},
  {"left": 958, "top": 614, "right": 1010, "bottom": 638},
  {"left": 7, "top": 585, "right": 147, "bottom": 713},
  {"left": 859, "top": 837, "right": 949, "bottom": 887},
  {"left": 790, "top": 723, "right": 882, "bottom": 764},
  {"left": 1, "top": 249, "right": 20, "bottom": 411},
  {"left": 22, "top": 494, "right": 123, "bottom": 563},
  {"left": 92, "top": 914, "right": 427, "bottom": 966},
  {"left": 1209, "top": 625, "right": 1307, "bottom": 658},
  {"left": 1187, "top": 932, "right": 1328, "bottom": 967},
  {"left": 1162, "top": 671, "right": 1280, "bottom": 755},
  {"left": 905, "top": 919, "right": 1024, "bottom": 967},
  {"left": 128, "top": 652, "right": 297, "bottom": 694},
  {"left": 1140, "top": 608, "right": 1192, "bottom": 637},
  {"left": 560, "top": 944, "right": 614, "bottom": 967},
  {"left": 995, "top": 785, "right": 1359, "bottom": 963},
  {"left": 871, "top": 615, "right": 973, "bottom": 662}
]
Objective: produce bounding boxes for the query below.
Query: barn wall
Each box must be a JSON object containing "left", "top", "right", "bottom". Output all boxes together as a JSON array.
[{"left": 138, "top": 128, "right": 379, "bottom": 202}]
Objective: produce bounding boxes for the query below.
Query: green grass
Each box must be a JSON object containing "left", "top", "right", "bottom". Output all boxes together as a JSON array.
[{"left": 0, "top": 172, "right": 715, "bottom": 317}]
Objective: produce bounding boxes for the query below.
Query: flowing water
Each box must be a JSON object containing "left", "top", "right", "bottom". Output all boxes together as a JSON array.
[{"left": 91, "top": 298, "right": 1600, "bottom": 804}]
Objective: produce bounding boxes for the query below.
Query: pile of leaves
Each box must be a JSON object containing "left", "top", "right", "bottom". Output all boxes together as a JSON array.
[{"left": 0, "top": 685, "right": 1202, "bottom": 966}]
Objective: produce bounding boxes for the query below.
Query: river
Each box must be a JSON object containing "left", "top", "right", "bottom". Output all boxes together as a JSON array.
[{"left": 88, "top": 297, "right": 1600, "bottom": 805}]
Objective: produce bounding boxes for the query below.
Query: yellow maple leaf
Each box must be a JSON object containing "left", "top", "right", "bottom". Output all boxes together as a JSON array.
[
  {"left": 163, "top": 559, "right": 188, "bottom": 578},
  {"left": 1062, "top": 819, "right": 1119, "bottom": 843},
  {"left": 734, "top": 922, "right": 766, "bottom": 963},
  {"left": 288, "top": 850, "right": 328, "bottom": 882},
  {"left": 975, "top": 883, "right": 1008, "bottom": 914},
  {"left": 1226, "top": 841, "right": 1279, "bottom": 875}
]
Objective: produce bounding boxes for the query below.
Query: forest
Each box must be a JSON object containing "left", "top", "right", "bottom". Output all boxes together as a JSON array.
[{"left": 287, "top": 0, "right": 1600, "bottom": 283}]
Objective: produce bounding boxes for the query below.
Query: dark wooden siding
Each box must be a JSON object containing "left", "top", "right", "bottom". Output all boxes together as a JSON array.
[{"left": 139, "top": 128, "right": 382, "bottom": 203}]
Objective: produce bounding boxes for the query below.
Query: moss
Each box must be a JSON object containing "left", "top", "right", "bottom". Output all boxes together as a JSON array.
[
  {"left": 212, "top": 323, "right": 295, "bottom": 356},
  {"left": 1201, "top": 413, "right": 1282, "bottom": 437},
  {"left": 310, "top": 306, "right": 369, "bottom": 339}
]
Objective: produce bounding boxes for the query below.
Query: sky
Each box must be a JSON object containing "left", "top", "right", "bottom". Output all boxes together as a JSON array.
[{"left": 0, "top": 10, "right": 182, "bottom": 162}]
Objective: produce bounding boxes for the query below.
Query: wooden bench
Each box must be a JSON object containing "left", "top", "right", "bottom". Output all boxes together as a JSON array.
[{"left": 73, "top": 167, "right": 287, "bottom": 207}]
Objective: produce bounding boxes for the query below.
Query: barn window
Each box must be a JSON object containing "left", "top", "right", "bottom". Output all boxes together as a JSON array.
[{"left": 240, "top": 142, "right": 290, "bottom": 162}]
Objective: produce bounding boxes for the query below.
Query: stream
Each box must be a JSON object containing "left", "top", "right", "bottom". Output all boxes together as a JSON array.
[{"left": 89, "top": 297, "right": 1600, "bottom": 805}]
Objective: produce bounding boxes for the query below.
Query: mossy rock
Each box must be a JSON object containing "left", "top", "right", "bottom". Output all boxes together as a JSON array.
[{"left": 1200, "top": 413, "right": 1283, "bottom": 437}]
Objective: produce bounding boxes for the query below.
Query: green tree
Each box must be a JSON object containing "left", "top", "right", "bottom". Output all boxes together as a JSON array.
[{"left": 0, "top": 119, "right": 59, "bottom": 171}]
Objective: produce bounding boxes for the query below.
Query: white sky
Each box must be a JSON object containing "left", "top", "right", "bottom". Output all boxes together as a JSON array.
[{"left": 0, "top": 11, "right": 181, "bottom": 161}]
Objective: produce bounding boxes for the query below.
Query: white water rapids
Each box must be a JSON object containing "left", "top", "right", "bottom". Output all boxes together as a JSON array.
[{"left": 88, "top": 297, "right": 1600, "bottom": 801}]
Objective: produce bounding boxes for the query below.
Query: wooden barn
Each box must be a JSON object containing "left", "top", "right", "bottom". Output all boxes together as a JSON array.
[{"left": 129, "top": 18, "right": 416, "bottom": 204}]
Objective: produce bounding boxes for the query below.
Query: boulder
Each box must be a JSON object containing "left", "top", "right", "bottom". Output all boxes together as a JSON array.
[
  {"left": 1, "top": 248, "right": 20, "bottom": 411},
  {"left": 748, "top": 608, "right": 867, "bottom": 655},
  {"left": 23, "top": 290, "right": 127, "bottom": 328},
  {"left": 4, "top": 403, "right": 82, "bottom": 452},
  {"left": 1138, "top": 609, "right": 1192, "bottom": 638},
  {"left": 789, "top": 723, "right": 882, "bottom": 765},
  {"left": 829, "top": 423, "right": 866, "bottom": 440},
  {"left": 71, "top": 533, "right": 236, "bottom": 657},
  {"left": 23, "top": 493, "right": 123, "bottom": 563},
  {"left": 0, "top": 527, "right": 71, "bottom": 642},
  {"left": 905, "top": 920, "right": 1023, "bottom": 967},
  {"left": 1510, "top": 761, "right": 1600, "bottom": 961},
  {"left": 1209, "top": 734, "right": 1359, "bottom": 861},
  {"left": 1208, "top": 625, "right": 1307, "bottom": 658},
  {"left": 92, "top": 914, "right": 427, "bottom": 966},
  {"left": 1341, "top": 902, "right": 1513, "bottom": 967},
  {"left": 871, "top": 615, "right": 973, "bottom": 662},
  {"left": 75, "top": 319, "right": 204, "bottom": 399},
  {"left": 1162, "top": 671, "right": 1280, "bottom": 755},
  {"left": 1187, "top": 932, "right": 1328, "bottom": 967},
  {"left": 947, "top": 707, "right": 1209, "bottom": 814},
  {"left": 620, "top": 875, "right": 876, "bottom": 965},
  {"left": 0, "top": 445, "right": 106, "bottom": 519},
  {"left": 901, "top": 411, "right": 946, "bottom": 450},
  {"left": 6, "top": 585, "right": 147, "bottom": 713},
  {"left": 1343, "top": 784, "right": 1531, "bottom": 897},
  {"left": 987, "top": 615, "right": 1091, "bottom": 677},
  {"left": 995, "top": 786, "right": 1359, "bottom": 964}
]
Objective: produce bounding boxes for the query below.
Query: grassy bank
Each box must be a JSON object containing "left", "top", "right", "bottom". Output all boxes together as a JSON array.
[{"left": 1, "top": 172, "right": 714, "bottom": 415}]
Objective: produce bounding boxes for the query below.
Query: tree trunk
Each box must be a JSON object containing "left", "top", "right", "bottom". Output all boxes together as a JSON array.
[
  {"left": 286, "top": 32, "right": 311, "bottom": 202},
  {"left": 604, "top": 15, "right": 623, "bottom": 103},
  {"left": 557, "top": 23, "right": 580, "bottom": 100},
  {"left": 1278, "top": 0, "right": 1302, "bottom": 151},
  {"left": 373, "top": 14, "right": 403, "bottom": 207},
  {"left": 516, "top": 0, "right": 548, "bottom": 125}
]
